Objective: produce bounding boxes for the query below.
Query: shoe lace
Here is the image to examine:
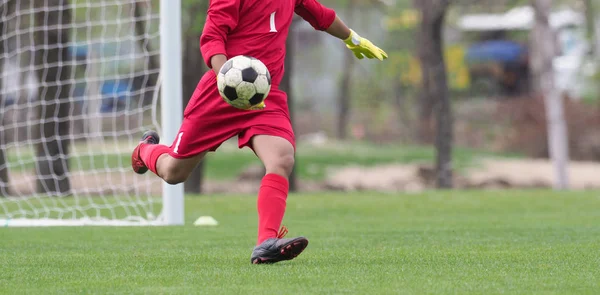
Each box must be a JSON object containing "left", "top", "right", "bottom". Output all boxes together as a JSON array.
[{"left": 277, "top": 226, "right": 288, "bottom": 239}]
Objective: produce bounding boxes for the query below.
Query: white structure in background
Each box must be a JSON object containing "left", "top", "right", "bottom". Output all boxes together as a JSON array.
[
  {"left": 458, "top": 6, "right": 593, "bottom": 99},
  {"left": 460, "top": 5, "right": 575, "bottom": 190}
]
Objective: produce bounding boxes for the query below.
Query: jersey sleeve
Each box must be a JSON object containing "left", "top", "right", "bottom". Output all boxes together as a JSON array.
[
  {"left": 294, "top": 0, "right": 336, "bottom": 31},
  {"left": 200, "top": 0, "right": 241, "bottom": 68}
]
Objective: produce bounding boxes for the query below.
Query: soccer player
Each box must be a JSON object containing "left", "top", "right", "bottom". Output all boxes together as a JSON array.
[{"left": 131, "top": 0, "right": 387, "bottom": 264}]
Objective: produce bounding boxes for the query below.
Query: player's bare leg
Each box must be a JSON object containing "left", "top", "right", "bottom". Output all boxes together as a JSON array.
[
  {"left": 249, "top": 135, "right": 308, "bottom": 264},
  {"left": 154, "top": 152, "right": 206, "bottom": 184},
  {"left": 131, "top": 130, "right": 206, "bottom": 184}
]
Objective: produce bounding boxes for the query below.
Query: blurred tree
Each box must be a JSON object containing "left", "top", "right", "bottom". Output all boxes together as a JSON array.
[
  {"left": 0, "top": 2, "right": 13, "bottom": 196},
  {"left": 414, "top": 0, "right": 453, "bottom": 188},
  {"left": 181, "top": 0, "right": 209, "bottom": 194},
  {"left": 34, "top": 0, "right": 73, "bottom": 195},
  {"left": 133, "top": 1, "right": 160, "bottom": 105},
  {"left": 282, "top": 16, "right": 302, "bottom": 192},
  {"left": 336, "top": 0, "right": 357, "bottom": 140},
  {"left": 530, "top": 0, "right": 569, "bottom": 189},
  {"left": 584, "top": 0, "right": 596, "bottom": 57}
]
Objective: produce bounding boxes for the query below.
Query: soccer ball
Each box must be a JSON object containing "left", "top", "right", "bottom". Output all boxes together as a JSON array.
[{"left": 217, "top": 55, "right": 272, "bottom": 110}]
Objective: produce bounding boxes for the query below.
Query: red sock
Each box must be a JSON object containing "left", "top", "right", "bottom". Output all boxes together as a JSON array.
[
  {"left": 257, "top": 173, "right": 289, "bottom": 245},
  {"left": 139, "top": 144, "right": 170, "bottom": 175}
]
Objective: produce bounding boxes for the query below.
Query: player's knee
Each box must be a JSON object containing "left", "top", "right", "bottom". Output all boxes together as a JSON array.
[
  {"left": 157, "top": 153, "right": 206, "bottom": 185},
  {"left": 160, "top": 163, "right": 189, "bottom": 185},
  {"left": 266, "top": 154, "right": 295, "bottom": 176},
  {"left": 162, "top": 171, "right": 188, "bottom": 185},
  {"left": 281, "top": 154, "right": 295, "bottom": 174}
]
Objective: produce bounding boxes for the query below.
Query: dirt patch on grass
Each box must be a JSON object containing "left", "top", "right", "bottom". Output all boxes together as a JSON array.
[
  {"left": 4, "top": 158, "right": 599, "bottom": 197},
  {"left": 463, "top": 159, "right": 599, "bottom": 189},
  {"left": 3, "top": 170, "right": 322, "bottom": 197},
  {"left": 324, "top": 159, "right": 600, "bottom": 192}
]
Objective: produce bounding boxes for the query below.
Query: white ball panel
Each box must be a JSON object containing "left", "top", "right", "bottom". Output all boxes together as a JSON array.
[
  {"left": 230, "top": 98, "right": 250, "bottom": 109},
  {"left": 251, "top": 59, "right": 268, "bottom": 75},
  {"left": 231, "top": 56, "right": 252, "bottom": 70},
  {"left": 224, "top": 68, "right": 242, "bottom": 87},
  {"left": 236, "top": 81, "right": 256, "bottom": 100},
  {"left": 217, "top": 73, "right": 226, "bottom": 91},
  {"left": 254, "top": 75, "right": 270, "bottom": 94}
]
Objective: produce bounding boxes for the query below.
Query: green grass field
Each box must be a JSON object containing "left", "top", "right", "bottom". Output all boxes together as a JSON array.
[{"left": 1, "top": 190, "right": 599, "bottom": 294}]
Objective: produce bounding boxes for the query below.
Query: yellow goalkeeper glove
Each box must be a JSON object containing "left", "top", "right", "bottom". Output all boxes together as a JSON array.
[
  {"left": 246, "top": 101, "right": 266, "bottom": 111},
  {"left": 343, "top": 29, "right": 388, "bottom": 61}
]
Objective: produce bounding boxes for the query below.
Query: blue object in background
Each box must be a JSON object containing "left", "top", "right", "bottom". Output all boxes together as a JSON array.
[
  {"left": 68, "top": 43, "right": 139, "bottom": 113},
  {"left": 69, "top": 44, "right": 89, "bottom": 60},
  {"left": 466, "top": 40, "right": 526, "bottom": 63},
  {"left": 3, "top": 95, "right": 15, "bottom": 106},
  {"left": 100, "top": 79, "right": 134, "bottom": 113}
]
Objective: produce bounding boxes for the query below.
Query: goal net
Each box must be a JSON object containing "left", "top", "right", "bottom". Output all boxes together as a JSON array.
[{"left": 0, "top": 0, "right": 183, "bottom": 226}]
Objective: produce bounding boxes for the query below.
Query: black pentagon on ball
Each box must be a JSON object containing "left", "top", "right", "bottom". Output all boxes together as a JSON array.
[
  {"left": 265, "top": 70, "right": 272, "bottom": 84},
  {"left": 243, "top": 55, "right": 257, "bottom": 60},
  {"left": 219, "top": 60, "right": 233, "bottom": 74},
  {"left": 223, "top": 85, "right": 238, "bottom": 101},
  {"left": 241, "top": 67, "right": 259, "bottom": 83},
  {"left": 249, "top": 93, "right": 265, "bottom": 106}
]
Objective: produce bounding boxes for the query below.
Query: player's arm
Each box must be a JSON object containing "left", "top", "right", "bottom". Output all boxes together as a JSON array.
[
  {"left": 210, "top": 55, "right": 228, "bottom": 76},
  {"left": 200, "top": 0, "right": 240, "bottom": 75},
  {"left": 323, "top": 16, "right": 351, "bottom": 40},
  {"left": 294, "top": 0, "right": 387, "bottom": 61}
]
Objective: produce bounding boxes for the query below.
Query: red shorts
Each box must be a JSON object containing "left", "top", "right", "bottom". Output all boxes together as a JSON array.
[{"left": 168, "top": 71, "right": 295, "bottom": 159}]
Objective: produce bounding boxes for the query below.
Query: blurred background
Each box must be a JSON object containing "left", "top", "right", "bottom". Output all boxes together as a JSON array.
[
  {"left": 182, "top": 0, "right": 599, "bottom": 194},
  {"left": 0, "top": 0, "right": 598, "bottom": 200}
]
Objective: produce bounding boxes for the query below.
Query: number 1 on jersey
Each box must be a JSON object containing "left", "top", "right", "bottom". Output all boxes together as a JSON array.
[{"left": 269, "top": 12, "right": 277, "bottom": 32}]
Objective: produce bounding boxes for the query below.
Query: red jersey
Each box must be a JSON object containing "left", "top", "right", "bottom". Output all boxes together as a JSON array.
[{"left": 200, "top": 0, "right": 336, "bottom": 89}]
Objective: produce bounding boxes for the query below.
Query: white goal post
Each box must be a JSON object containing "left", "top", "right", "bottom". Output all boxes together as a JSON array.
[
  {"left": 0, "top": 0, "right": 184, "bottom": 227},
  {"left": 159, "top": 0, "right": 184, "bottom": 225}
]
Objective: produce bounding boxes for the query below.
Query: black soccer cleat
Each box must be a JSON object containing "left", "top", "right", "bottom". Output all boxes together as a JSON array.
[
  {"left": 131, "top": 130, "right": 160, "bottom": 175},
  {"left": 251, "top": 226, "right": 309, "bottom": 264}
]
